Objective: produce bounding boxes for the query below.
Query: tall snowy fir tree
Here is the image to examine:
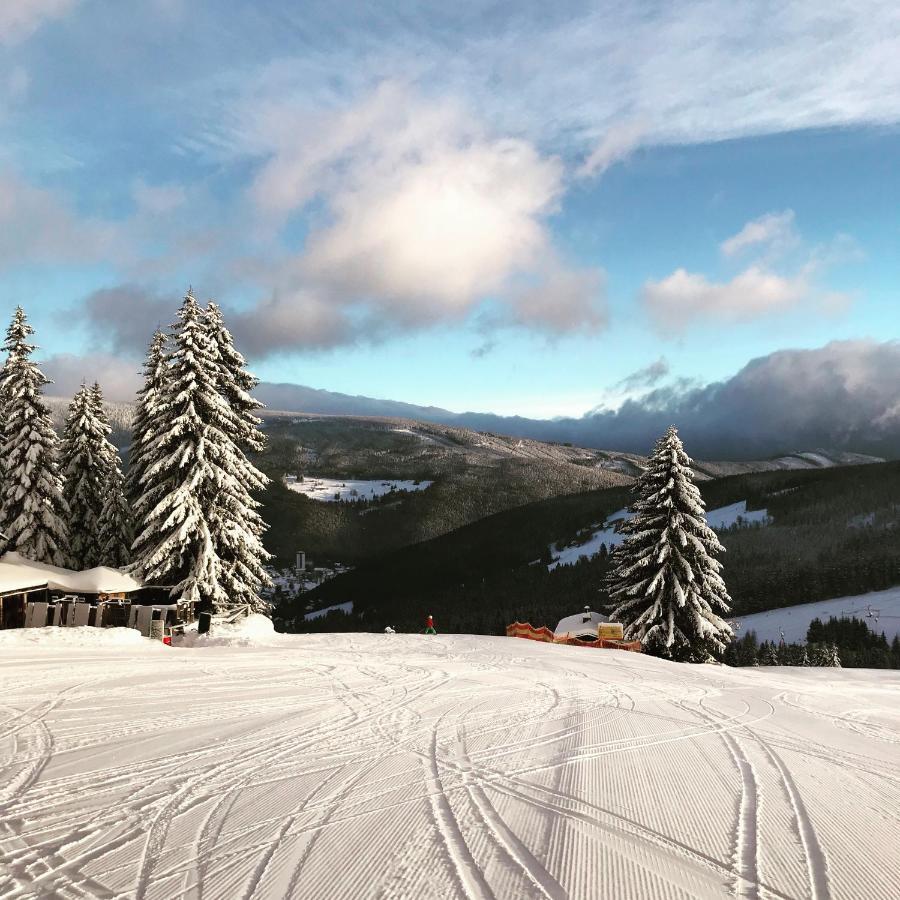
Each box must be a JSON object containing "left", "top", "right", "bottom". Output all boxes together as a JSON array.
[
  {"left": 131, "top": 291, "right": 270, "bottom": 613},
  {"left": 203, "top": 301, "right": 272, "bottom": 611},
  {"left": 89, "top": 382, "right": 134, "bottom": 568},
  {"left": 126, "top": 330, "right": 169, "bottom": 509},
  {"left": 0, "top": 307, "right": 69, "bottom": 564},
  {"left": 606, "top": 426, "right": 733, "bottom": 662},
  {"left": 60, "top": 383, "right": 113, "bottom": 568}
]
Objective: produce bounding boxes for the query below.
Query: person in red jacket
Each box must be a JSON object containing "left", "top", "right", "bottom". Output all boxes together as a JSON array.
[{"left": 424, "top": 614, "right": 436, "bottom": 635}]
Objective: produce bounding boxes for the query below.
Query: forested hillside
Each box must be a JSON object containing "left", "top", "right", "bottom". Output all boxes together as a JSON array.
[
  {"left": 283, "top": 460, "right": 900, "bottom": 635},
  {"left": 255, "top": 417, "right": 632, "bottom": 563},
  {"left": 254, "top": 415, "right": 883, "bottom": 565}
]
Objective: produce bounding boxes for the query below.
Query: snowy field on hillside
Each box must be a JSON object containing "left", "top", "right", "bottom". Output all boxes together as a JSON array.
[
  {"left": 549, "top": 500, "right": 769, "bottom": 570},
  {"left": 284, "top": 476, "right": 433, "bottom": 502},
  {"left": 733, "top": 585, "right": 900, "bottom": 644},
  {"left": 304, "top": 600, "right": 354, "bottom": 621},
  {"left": 2, "top": 624, "right": 899, "bottom": 899}
]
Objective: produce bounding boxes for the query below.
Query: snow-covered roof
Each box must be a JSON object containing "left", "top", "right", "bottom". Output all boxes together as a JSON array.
[
  {"left": 554, "top": 609, "right": 609, "bottom": 637},
  {"left": 0, "top": 552, "right": 143, "bottom": 595}
]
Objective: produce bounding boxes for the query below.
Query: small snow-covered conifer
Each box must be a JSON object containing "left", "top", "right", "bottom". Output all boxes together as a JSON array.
[
  {"left": 126, "top": 330, "right": 169, "bottom": 510},
  {"left": 760, "top": 643, "right": 780, "bottom": 666},
  {"left": 86, "top": 382, "right": 133, "bottom": 568},
  {"left": 0, "top": 307, "right": 69, "bottom": 564},
  {"left": 607, "top": 425, "right": 733, "bottom": 662},
  {"left": 98, "top": 459, "right": 134, "bottom": 568},
  {"left": 813, "top": 643, "right": 842, "bottom": 667},
  {"left": 61, "top": 383, "right": 115, "bottom": 568}
]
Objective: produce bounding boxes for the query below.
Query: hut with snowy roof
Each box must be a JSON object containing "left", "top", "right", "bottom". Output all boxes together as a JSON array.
[
  {"left": 554, "top": 606, "right": 612, "bottom": 642},
  {"left": 0, "top": 551, "right": 183, "bottom": 631}
]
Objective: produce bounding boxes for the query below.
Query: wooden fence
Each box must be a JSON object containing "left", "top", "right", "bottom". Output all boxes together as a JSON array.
[{"left": 23, "top": 598, "right": 197, "bottom": 637}]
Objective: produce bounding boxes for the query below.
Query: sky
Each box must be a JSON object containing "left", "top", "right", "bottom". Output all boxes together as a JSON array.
[{"left": 0, "top": 0, "right": 898, "bottom": 420}]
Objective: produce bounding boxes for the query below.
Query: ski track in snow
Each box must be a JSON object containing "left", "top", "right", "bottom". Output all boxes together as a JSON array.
[{"left": 1, "top": 634, "right": 898, "bottom": 899}]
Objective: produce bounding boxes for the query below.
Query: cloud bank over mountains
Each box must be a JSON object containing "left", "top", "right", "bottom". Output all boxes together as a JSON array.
[
  {"left": 246, "top": 339, "right": 900, "bottom": 459},
  {"left": 40, "top": 333, "right": 900, "bottom": 459}
]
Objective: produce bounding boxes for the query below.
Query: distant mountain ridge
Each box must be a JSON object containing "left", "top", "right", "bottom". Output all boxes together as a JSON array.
[
  {"left": 254, "top": 381, "right": 894, "bottom": 463},
  {"left": 256, "top": 340, "right": 900, "bottom": 460},
  {"left": 256, "top": 382, "right": 458, "bottom": 422},
  {"left": 44, "top": 390, "right": 885, "bottom": 473}
]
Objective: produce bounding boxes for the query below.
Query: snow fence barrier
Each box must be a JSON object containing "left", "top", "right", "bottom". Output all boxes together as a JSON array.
[{"left": 506, "top": 621, "right": 642, "bottom": 652}]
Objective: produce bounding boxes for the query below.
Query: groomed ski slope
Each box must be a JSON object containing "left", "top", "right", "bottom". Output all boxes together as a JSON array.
[
  {"left": 549, "top": 500, "right": 769, "bottom": 570},
  {"left": 732, "top": 585, "right": 900, "bottom": 644},
  {"left": 1, "top": 624, "right": 898, "bottom": 899}
]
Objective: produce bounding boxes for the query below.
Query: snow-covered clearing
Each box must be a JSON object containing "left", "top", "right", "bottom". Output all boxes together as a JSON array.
[
  {"left": 733, "top": 585, "right": 900, "bottom": 644},
  {"left": 284, "top": 476, "right": 433, "bottom": 503},
  {"left": 549, "top": 500, "right": 769, "bottom": 570},
  {"left": 303, "top": 600, "right": 354, "bottom": 621},
  {"left": 1, "top": 626, "right": 898, "bottom": 899}
]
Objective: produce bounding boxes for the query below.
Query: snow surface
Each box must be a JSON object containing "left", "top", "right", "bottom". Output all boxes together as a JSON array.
[
  {"left": 304, "top": 600, "right": 354, "bottom": 621},
  {"left": 0, "top": 625, "right": 159, "bottom": 650},
  {"left": 549, "top": 500, "right": 769, "bottom": 570},
  {"left": 284, "top": 476, "right": 433, "bottom": 503},
  {"left": 733, "top": 585, "right": 900, "bottom": 644},
  {"left": 705, "top": 500, "right": 771, "bottom": 530},
  {"left": 179, "top": 613, "right": 293, "bottom": 648},
  {"left": 0, "top": 551, "right": 142, "bottom": 594},
  {"left": 1, "top": 630, "right": 898, "bottom": 898}
]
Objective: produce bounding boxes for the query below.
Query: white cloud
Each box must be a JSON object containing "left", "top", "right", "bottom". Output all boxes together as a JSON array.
[
  {"left": 0, "top": 0, "right": 77, "bottom": 45},
  {"left": 507, "top": 264, "right": 607, "bottom": 334},
  {"left": 0, "top": 65, "right": 29, "bottom": 120},
  {"left": 227, "top": 288, "right": 352, "bottom": 356},
  {"left": 42, "top": 352, "right": 143, "bottom": 403},
  {"left": 238, "top": 83, "right": 607, "bottom": 347},
  {"left": 186, "top": 3, "right": 900, "bottom": 167},
  {"left": 644, "top": 209, "right": 858, "bottom": 332},
  {"left": 300, "top": 138, "right": 561, "bottom": 322},
  {"left": 720, "top": 210, "right": 797, "bottom": 257},
  {"left": 132, "top": 179, "right": 186, "bottom": 216},
  {"left": 642, "top": 266, "right": 809, "bottom": 331},
  {"left": 0, "top": 170, "right": 114, "bottom": 267},
  {"left": 577, "top": 121, "right": 645, "bottom": 178}
]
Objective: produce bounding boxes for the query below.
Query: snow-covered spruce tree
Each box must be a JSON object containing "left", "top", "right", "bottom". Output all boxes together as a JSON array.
[
  {"left": 89, "top": 382, "right": 134, "bottom": 568},
  {"left": 0, "top": 347, "right": 11, "bottom": 491},
  {"left": 126, "top": 330, "right": 169, "bottom": 509},
  {"left": 813, "top": 643, "right": 842, "bottom": 667},
  {"left": 202, "top": 301, "right": 272, "bottom": 611},
  {"left": 606, "top": 425, "right": 733, "bottom": 662},
  {"left": 0, "top": 307, "right": 69, "bottom": 564},
  {"left": 60, "top": 383, "right": 115, "bottom": 568},
  {"left": 130, "top": 292, "right": 226, "bottom": 610},
  {"left": 131, "top": 291, "right": 269, "bottom": 613},
  {"left": 204, "top": 302, "right": 266, "bottom": 452},
  {"left": 98, "top": 457, "right": 134, "bottom": 568}
]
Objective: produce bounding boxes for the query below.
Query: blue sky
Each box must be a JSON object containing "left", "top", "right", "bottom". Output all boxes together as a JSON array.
[{"left": 0, "top": 0, "right": 897, "bottom": 415}]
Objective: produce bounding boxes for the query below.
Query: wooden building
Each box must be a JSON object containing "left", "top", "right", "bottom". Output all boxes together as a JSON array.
[{"left": 0, "top": 551, "right": 192, "bottom": 633}]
